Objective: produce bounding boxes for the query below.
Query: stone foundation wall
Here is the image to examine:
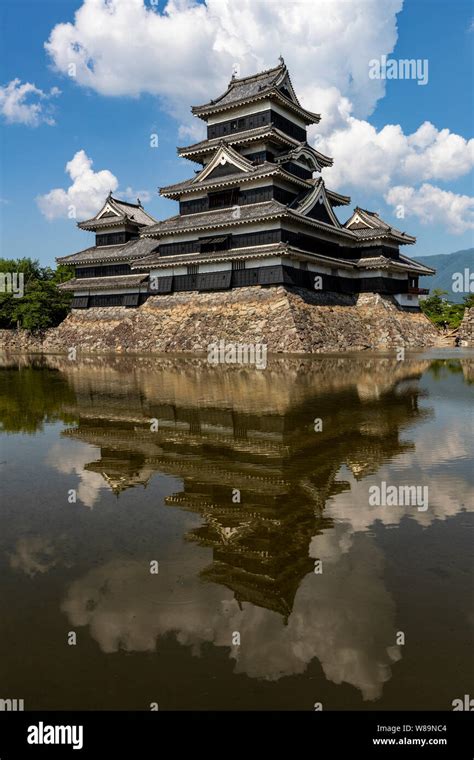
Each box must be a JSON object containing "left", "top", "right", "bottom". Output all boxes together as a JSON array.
[
  {"left": 0, "top": 286, "right": 438, "bottom": 355},
  {"left": 459, "top": 307, "right": 474, "bottom": 347}
]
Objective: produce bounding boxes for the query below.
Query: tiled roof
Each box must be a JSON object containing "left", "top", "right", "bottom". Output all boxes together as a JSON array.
[
  {"left": 108, "top": 199, "right": 157, "bottom": 226},
  {"left": 177, "top": 125, "right": 299, "bottom": 158},
  {"left": 349, "top": 227, "right": 415, "bottom": 244},
  {"left": 78, "top": 195, "right": 157, "bottom": 230},
  {"left": 398, "top": 253, "right": 436, "bottom": 274},
  {"left": 77, "top": 215, "right": 131, "bottom": 231},
  {"left": 143, "top": 199, "right": 357, "bottom": 241},
  {"left": 192, "top": 61, "right": 320, "bottom": 123},
  {"left": 131, "top": 242, "right": 357, "bottom": 271},
  {"left": 355, "top": 254, "right": 435, "bottom": 274},
  {"left": 160, "top": 161, "right": 310, "bottom": 197},
  {"left": 57, "top": 244, "right": 126, "bottom": 265},
  {"left": 344, "top": 207, "right": 415, "bottom": 244},
  {"left": 57, "top": 237, "right": 159, "bottom": 266},
  {"left": 119, "top": 236, "right": 161, "bottom": 260},
  {"left": 192, "top": 63, "right": 286, "bottom": 114},
  {"left": 275, "top": 144, "right": 333, "bottom": 169},
  {"left": 325, "top": 188, "right": 351, "bottom": 206},
  {"left": 58, "top": 273, "right": 148, "bottom": 291},
  {"left": 143, "top": 199, "right": 288, "bottom": 236}
]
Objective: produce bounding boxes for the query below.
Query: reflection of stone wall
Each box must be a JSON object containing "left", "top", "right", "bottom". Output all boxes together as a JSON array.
[
  {"left": 0, "top": 286, "right": 437, "bottom": 354},
  {"left": 459, "top": 307, "right": 474, "bottom": 346},
  {"left": 42, "top": 354, "right": 431, "bottom": 414}
]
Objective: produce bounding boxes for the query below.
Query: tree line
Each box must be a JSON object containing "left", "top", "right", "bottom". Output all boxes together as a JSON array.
[
  {"left": 0, "top": 257, "right": 73, "bottom": 331},
  {"left": 420, "top": 289, "right": 474, "bottom": 329}
]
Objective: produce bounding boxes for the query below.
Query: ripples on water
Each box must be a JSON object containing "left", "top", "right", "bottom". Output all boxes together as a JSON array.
[{"left": 0, "top": 352, "right": 472, "bottom": 710}]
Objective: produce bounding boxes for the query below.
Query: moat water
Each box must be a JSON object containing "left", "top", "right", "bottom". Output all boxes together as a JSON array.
[{"left": 0, "top": 351, "right": 472, "bottom": 710}]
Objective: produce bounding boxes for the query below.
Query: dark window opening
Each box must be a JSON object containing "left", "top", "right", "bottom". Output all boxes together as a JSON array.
[
  {"left": 95, "top": 231, "right": 137, "bottom": 247},
  {"left": 281, "top": 161, "right": 313, "bottom": 180},
  {"left": 207, "top": 110, "right": 303, "bottom": 141},
  {"left": 180, "top": 196, "right": 209, "bottom": 215},
  {"left": 89, "top": 293, "right": 127, "bottom": 307},
  {"left": 159, "top": 240, "right": 200, "bottom": 256},
  {"left": 232, "top": 229, "right": 281, "bottom": 248},
  {"left": 76, "top": 264, "right": 131, "bottom": 278},
  {"left": 71, "top": 296, "right": 89, "bottom": 309},
  {"left": 198, "top": 270, "right": 232, "bottom": 291},
  {"left": 208, "top": 188, "right": 239, "bottom": 209},
  {"left": 199, "top": 235, "right": 229, "bottom": 253},
  {"left": 123, "top": 293, "right": 139, "bottom": 307},
  {"left": 180, "top": 185, "right": 297, "bottom": 216}
]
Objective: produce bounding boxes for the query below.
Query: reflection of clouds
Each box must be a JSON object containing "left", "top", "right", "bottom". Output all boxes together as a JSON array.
[
  {"left": 232, "top": 531, "right": 400, "bottom": 701},
  {"left": 62, "top": 557, "right": 230, "bottom": 655},
  {"left": 46, "top": 441, "right": 105, "bottom": 508},
  {"left": 331, "top": 470, "right": 473, "bottom": 532},
  {"left": 9, "top": 536, "right": 57, "bottom": 577},
  {"left": 402, "top": 424, "right": 472, "bottom": 470},
  {"left": 330, "top": 417, "right": 474, "bottom": 531},
  {"left": 62, "top": 526, "right": 399, "bottom": 701}
]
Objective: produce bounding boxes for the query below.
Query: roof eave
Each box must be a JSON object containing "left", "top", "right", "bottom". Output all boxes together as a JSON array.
[
  {"left": 131, "top": 242, "right": 358, "bottom": 271},
  {"left": 142, "top": 210, "right": 286, "bottom": 238},
  {"left": 159, "top": 166, "right": 312, "bottom": 199},
  {"left": 77, "top": 217, "right": 137, "bottom": 231},
  {"left": 191, "top": 89, "right": 320, "bottom": 124},
  {"left": 176, "top": 126, "right": 299, "bottom": 159},
  {"left": 326, "top": 190, "right": 351, "bottom": 206}
]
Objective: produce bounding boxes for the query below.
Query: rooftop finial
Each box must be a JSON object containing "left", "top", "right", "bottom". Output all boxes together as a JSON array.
[
  {"left": 137, "top": 197, "right": 141, "bottom": 206},
  {"left": 278, "top": 54, "right": 285, "bottom": 66}
]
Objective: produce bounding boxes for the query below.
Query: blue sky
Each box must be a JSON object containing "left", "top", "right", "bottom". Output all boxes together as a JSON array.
[{"left": 0, "top": 0, "right": 473, "bottom": 267}]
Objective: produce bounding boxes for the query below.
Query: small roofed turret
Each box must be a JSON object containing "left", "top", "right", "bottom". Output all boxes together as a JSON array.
[{"left": 77, "top": 195, "right": 156, "bottom": 232}]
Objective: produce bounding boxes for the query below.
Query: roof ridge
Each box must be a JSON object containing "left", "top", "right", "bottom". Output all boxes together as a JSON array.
[
  {"left": 356, "top": 206, "right": 379, "bottom": 217},
  {"left": 228, "top": 61, "right": 284, "bottom": 86},
  {"left": 110, "top": 196, "right": 142, "bottom": 208}
]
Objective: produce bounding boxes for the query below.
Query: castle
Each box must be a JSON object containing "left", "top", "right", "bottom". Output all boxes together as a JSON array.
[{"left": 57, "top": 59, "right": 434, "bottom": 312}]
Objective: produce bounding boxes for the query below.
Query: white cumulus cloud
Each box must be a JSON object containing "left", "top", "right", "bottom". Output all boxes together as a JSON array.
[
  {"left": 43, "top": 0, "right": 474, "bottom": 233},
  {"left": 36, "top": 150, "right": 150, "bottom": 220},
  {"left": 318, "top": 120, "right": 474, "bottom": 192},
  {"left": 44, "top": 0, "right": 402, "bottom": 121},
  {"left": 385, "top": 183, "right": 474, "bottom": 235},
  {"left": 0, "top": 78, "right": 60, "bottom": 126},
  {"left": 37, "top": 149, "right": 118, "bottom": 220}
]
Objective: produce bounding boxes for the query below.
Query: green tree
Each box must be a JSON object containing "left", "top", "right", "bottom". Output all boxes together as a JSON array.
[
  {"left": 0, "top": 257, "right": 72, "bottom": 331},
  {"left": 0, "top": 364, "right": 76, "bottom": 433},
  {"left": 420, "top": 288, "right": 466, "bottom": 329}
]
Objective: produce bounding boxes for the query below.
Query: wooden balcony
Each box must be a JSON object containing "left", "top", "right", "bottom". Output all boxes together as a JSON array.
[{"left": 408, "top": 287, "right": 430, "bottom": 295}]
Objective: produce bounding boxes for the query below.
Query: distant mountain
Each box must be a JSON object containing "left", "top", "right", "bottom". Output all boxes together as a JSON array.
[{"left": 418, "top": 248, "right": 473, "bottom": 302}]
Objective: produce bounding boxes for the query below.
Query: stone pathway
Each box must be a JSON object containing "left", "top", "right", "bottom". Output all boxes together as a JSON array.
[{"left": 435, "top": 329, "right": 458, "bottom": 347}]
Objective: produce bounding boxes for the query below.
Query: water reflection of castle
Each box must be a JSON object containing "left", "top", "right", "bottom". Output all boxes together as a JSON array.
[{"left": 56, "top": 356, "right": 431, "bottom": 619}]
